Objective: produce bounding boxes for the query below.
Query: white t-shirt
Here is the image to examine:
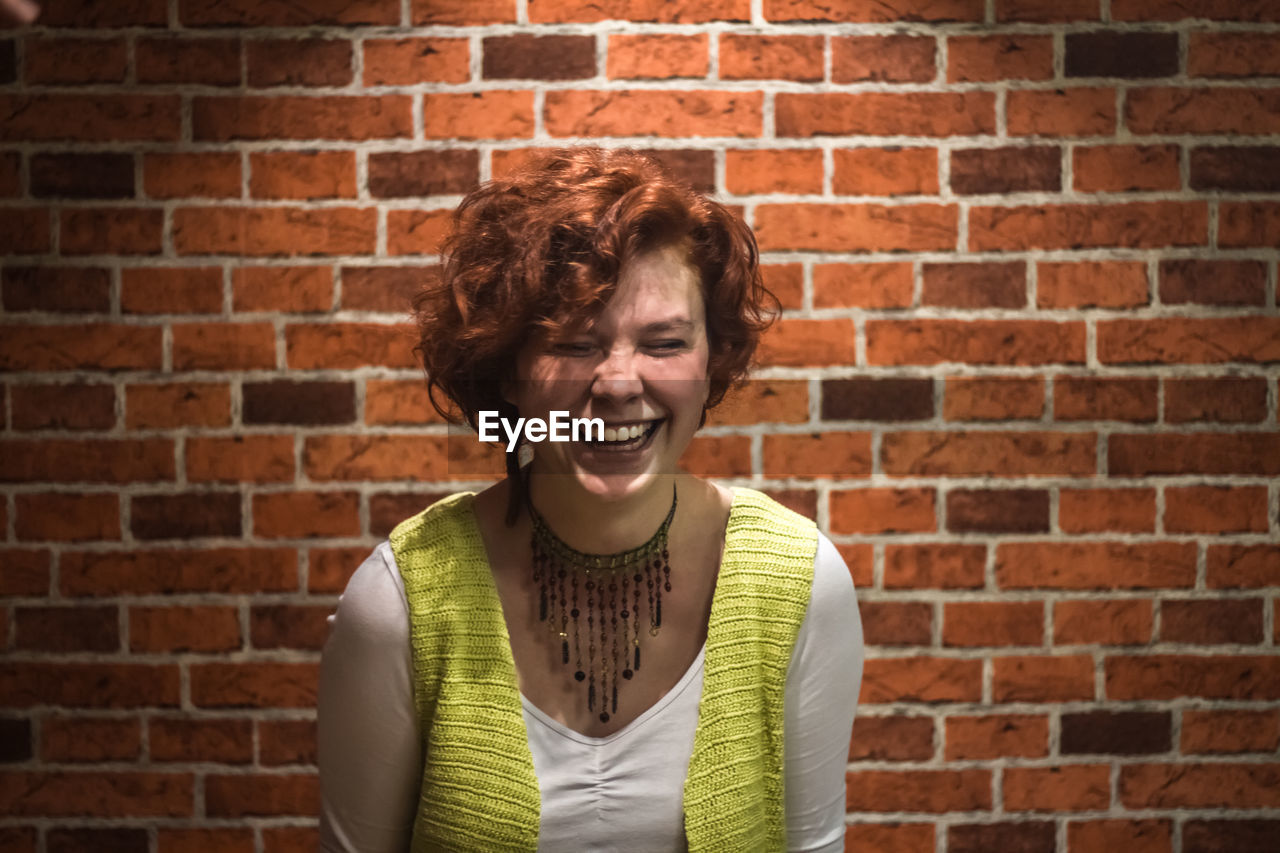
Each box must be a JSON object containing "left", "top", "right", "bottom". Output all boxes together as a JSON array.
[{"left": 318, "top": 526, "right": 863, "bottom": 852}]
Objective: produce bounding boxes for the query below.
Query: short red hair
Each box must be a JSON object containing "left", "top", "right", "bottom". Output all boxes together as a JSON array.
[{"left": 414, "top": 147, "right": 778, "bottom": 431}]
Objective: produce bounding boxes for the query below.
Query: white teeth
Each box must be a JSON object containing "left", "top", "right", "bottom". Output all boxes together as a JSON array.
[
  {"left": 594, "top": 422, "right": 655, "bottom": 444},
  {"left": 628, "top": 424, "right": 642, "bottom": 439},
  {"left": 604, "top": 427, "right": 618, "bottom": 441}
]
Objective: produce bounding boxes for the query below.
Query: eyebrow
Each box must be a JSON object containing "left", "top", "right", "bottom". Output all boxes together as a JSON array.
[{"left": 639, "top": 319, "right": 694, "bottom": 334}]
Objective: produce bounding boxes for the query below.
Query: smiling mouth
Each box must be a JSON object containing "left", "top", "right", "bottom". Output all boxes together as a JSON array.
[{"left": 582, "top": 418, "right": 664, "bottom": 452}]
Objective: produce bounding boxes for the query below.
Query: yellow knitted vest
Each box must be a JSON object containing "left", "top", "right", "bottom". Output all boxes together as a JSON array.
[{"left": 390, "top": 486, "right": 817, "bottom": 852}]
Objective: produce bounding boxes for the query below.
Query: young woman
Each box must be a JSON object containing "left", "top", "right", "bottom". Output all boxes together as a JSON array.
[{"left": 318, "top": 147, "right": 864, "bottom": 852}]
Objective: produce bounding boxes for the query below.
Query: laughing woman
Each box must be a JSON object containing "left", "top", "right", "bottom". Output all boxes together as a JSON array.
[{"left": 318, "top": 148, "right": 864, "bottom": 852}]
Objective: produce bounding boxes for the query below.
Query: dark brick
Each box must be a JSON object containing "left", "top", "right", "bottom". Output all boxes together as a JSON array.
[
  {"left": 0, "top": 718, "right": 32, "bottom": 762},
  {"left": 247, "top": 38, "right": 354, "bottom": 87},
  {"left": 2, "top": 267, "right": 112, "bottom": 313},
  {"left": 1184, "top": 820, "right": 1280, "bottom": 853},
  {"left": 922, "top": 261, "right": 1026, "bottom": 309},
  {"left": 14, "top": 606, "right": 119, "bottom": 653},
  {"left": 250, "top": 604, "right": 332, "bottom": 650},
  {"left": 859, "top": 601, "right": 932, "bottom": 646},
  {"left": 242, "top": 380, "right": 355, "bottom": 426},
  {"left": 1066, "top": 31, "right": 1179, "bottom": 78},
  {"left": 38, "top": 0, "right": 167, "bottom": 27},
  {"left": 341, "top": 265, "right": 438, "bottom": 312},
  {"left": 369, "top": 491, "right": 450, "bottom": 536},
  {"left": 1161, "top": 598, "right": 1264, "bottom": 644},
  {"left": 947, "top": 489, "right": 1049, "bottom": 533},
  {"left": 1160, "top": 259, "right": 1267, "bottom": 306},
  {"left": 821, "top": 378, "right": 933, "bottom": 421},
  {"left": 482, "top": 34, "right": 595, "bottom": 80},
  {"left": 951, "top": 146, "right": 1061, "bottom": 194},
  {"left": 136, "top": 36, "right": 241, "bottom": 86},
  {"left": 849, "top": 715, "right": 935, "bottom": 761},
  {"left": 48, "top": 828, "right": 148, "bottom": 853},
  {"left": 367, "top": 149, "right": 479, "bottom": 198},
  {"left": 949, "top": 822, "right": 1055, "bottom": 853},
  {"left": 0, "top": 39, "right": 15, "bottom": 84},
  {"left": 1191, "top": 146, "right": 1280, "bottom": 192},
  {"left": 0, "top": 151, "right": 19, "bottom": 197},
  {"left": 1061, "top": 710, "right": 1172, "bottom": 755},
  {"left": 11, "top": 383, "right": 116, "bottom": 431},
  {"left": 1166, "top": 377, "right": 1268, "bottom": 424},
  {"left": 639, "top": 148, "right": 716, "bottom": 193},
  {"left": 131, "top": 492, "right": 241, "bottom": 540}
]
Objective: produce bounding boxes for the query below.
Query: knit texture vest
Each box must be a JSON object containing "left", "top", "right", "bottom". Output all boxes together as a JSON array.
[{"left": 390, "top": 486, "right": 817, "bottom": 852}]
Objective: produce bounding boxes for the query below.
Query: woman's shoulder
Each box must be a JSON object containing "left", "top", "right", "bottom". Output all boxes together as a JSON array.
[
  {"left": 387, "top": 490, "right": 478, "bottom": 549},
  {"left": 327, "top": 541, "right": 410, "bottom": 651}
]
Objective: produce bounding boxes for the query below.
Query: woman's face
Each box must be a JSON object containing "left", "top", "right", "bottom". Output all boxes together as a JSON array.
[{"left": 505, "top": 241, "right": 711, "bottom": 503}]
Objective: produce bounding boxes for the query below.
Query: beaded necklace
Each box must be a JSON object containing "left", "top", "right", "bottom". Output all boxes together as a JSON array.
[{"left": 527, "top": 483, "right": 677, "bottom": 724}]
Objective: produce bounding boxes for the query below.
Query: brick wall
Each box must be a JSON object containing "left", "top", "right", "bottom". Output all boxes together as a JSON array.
[{"left": 2, "top": 1, "right": 1278, "bottom": 851}]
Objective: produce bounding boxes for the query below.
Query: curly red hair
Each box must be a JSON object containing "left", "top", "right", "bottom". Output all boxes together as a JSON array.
[{"left": 414, "top": 147, "right": 779, "bottom": 433}]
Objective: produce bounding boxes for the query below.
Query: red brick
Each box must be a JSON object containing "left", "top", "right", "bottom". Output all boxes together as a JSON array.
[
  {"left": 0, "top": 323, "right": 163, "bottom": 371},
  {"left": 1054, "top": 376, "right": 1157, "bottom": 422},
  {"left": 157, "top": 828, "right": 254, "bottom": 853},
  {"left": 1189, "top": 33, "right": 1280, "bottom": 78},
  {"left": 607, "top": 34, "right": 707, "bottom": 79},
  {"left": 1109, "top": 432, "right": 1280, "bottom": 475},
  {"left": 41, "top": 717, "right": 141, "bottom": 762},
  {"left": 950, "top": 822, "right": 1055, "bottom": 853},
  {"left": 837, "top": 544, "right": 873, "bottom": 589},
  {"left": 1221, "top": 201, "right": 1280, "bottom": 247},
  {"left": 253, "top": 491, "right": 361, "bottom": 539},
  {"left": 1, "top": 663, "right": 180, "bottom": 708},
  {"left": 1207, "top": 545, "right": 1280, "bottom": 589},
  {"left": 39, "top": 0, "right": 166, "bottom": 26},
  {"left": 943, "top": 377, "right": 1043, "bottom": 421},
  {"left": 884, "top": 543, "right": 985, "bottom": 589},
  {"left": 61, "top": 208, "right": 163, "bottom": 255},
  {"left": 529, "top": 0, "right": 748, "bottom": 22},
  {"left": 1006, "top": 87, "right": 1114, "bottom": 136},
  {"left": 387, "top": 209, "right": 452, "bottom": 255},
  {"left": 998, "top": 542, "right": 1194, "bottom": 590},
  {"left": 304, "top": 434, "right": 448, "bottom": 481},
  {"left": 843, "top": 824, "right": 934, "bottom": 853},
  {"left": 247, "top": 38, "right": 352, "bottom": 87},
  {"left": 719, "top": 34, "right": 821, "bottom": 81},
  {"left": 545, "top": 90, "right": 760, "bottom": 138},
  {"left": 0, "top": 95, "right": 180, "bottom": 142},
  {"left": 483, "top": 34, "right": 595, "bottom": 81},
  {"left": 194, "top": 96, "right": 411, "bottom": 141},
  {"left": 860, "top": 657, "right": 983, "bottom": 703},
  {"left": 868, "top": 319, "right": 1084, "bottom": 366},
  {"left": 883, "top": 430, "right": 1094, "bottom": 477},
  {"left": 1037, "top": 260, "right": 1149, "bottom": 309},
  {"left": 143, "top": 152, "right": 241, "bottom": 200},
  {"left": 150, "top": 717, "right": 252, "bottom": 764},
  {"left": 1106, "top": 655, "right": 1280, "bottom": 700},
  {"left": 205, "top": 774, "right": 318, "bottom": 817},
  {"left": 363, "top": 38, "right": 469, "bottom": 85},
  {"left": 286, "top": 322, "right": 417, "bottom": 369},
  {"left": 833, "top": 35, "right": 934, "bottom": 83},
  {"left": 423, "top": 91, "right": 535, "bottom": 139},
  {"left": 1161, "top": 598, "right": 1264, "bottom": 645},
  {"left": 994, "top": 655, "right": 1094, "bottom": 702},
  {"left": 364, "top": 379, "right": 447, "bottom": 426},
  {"left": 131, "top": 606, "right": 241, "bottom": 653},
  {"left": 233, "top": 266, "right": 333, "bottom": 313},
  {"left": 251, "top": 605, "right": 331, "bottom": 653},
  {"left": 725, "top": 149, "right": 822, "bottom": 195},
  {"left": 0, "top": 771, "right": 192, "bottom": 817},
  {"left": 1074, "top": 144, "right": 1180, "bottom": 192},
  {"left": 1128, "top": 87, "right": 1280, "bottom": 135},
  {"left": 681, "top": 435, "right": 753, "bottom": 478},
  {"left": 708, "top": 379, "right": 808, "bottom": 426},
  {"left": 60, "top": 548, "right": 297, "bottom": 597},
  {"left": 136, "top": 36, "right": 240, "bottom": 86},
  {"left": 11, "top": 382, "right": 115, "bottom": 431},
  {"left": 944, "top": 601, "right": 1043, "bottom": 647},
  {"left": 972, "top": 202, "right": 1206, "bottom": 251},
  {"left": 263, "top": 826, "right": 320, "bottom": 853},
  {"left": 174, "top": 207, "right": 376, "bottom": 256},
  {"left": 1120, "top": 763, "right": 1280, "bottom": 809},
  {"left": 849, "top": 715, "right": 935, "bottom": 761},
  {"left": 813, "top": 262, "right": 913, "bottom": 309},
  {"left": 172, "top": 322, "right": 276, "bottom": 370},
  {"left": 182, "top": 0, "right": 399, "bottom": 26},
  {"left": 1068, "top": 819, "right": 1172, "bottom": 853},
  {"left": 14, "top": 605, "right": 118, "bottom": 652},
  {"left": 249, "top": 151, "right": 356, "bottom": 200},
  {"left": 0, "top": 152, "right": 19, "bottom": 197},
  {"left": 765, "top": 0, "right": 982, "bottom": 22},
  {"left": 1059, "top": 488, "right": 1155, "bottom": 534},
  {"left": 757, "top": 318, "right": 857, "bottom": 367},
  {"left": 23, "top": 36, "right": 127, "bottom": 85},
  {"left": 187, "top": 436, "right": 296, "bottom": 484},
  {"left": 777, "top": 91, "right": 994, "bottom": 137},
  {"left": 1160, "top": 259, "right": 1266, "bottom": 306},
  {"left": 756, "top": 203, "right": 956, "bottom": 252},
  {"left": 259, "top": 718, "right": 317, "bottom": 765},
  {"left": 945, "top": 714, "right": 1048, "bottom": 760},
  {"left": 947, "top": 34, "right": 1053, "bottom": 82},
  {"left": 1055, "top": 599, "right": 1153, "bottom": 645},
  {"left": 997, "top": 0, "right": 1100, "bottom": 21},
  {"left": 951, "top": 146, "right": 1060, "bottom": 195},
  {"left": 1181, "top": 709, "right": 1280, "bottom": 755},
  {"left": 367, "top": 150, "right": 478, "bottom": 198},
  {"left": 922, "top": 261, "right": 1025, "bottom": 309},
  {"left": 859, "top": 601, "right": 932, "bottom": 647},
  {"left": 0, "top": 208, "right": 51, "bottom": 255},
  {"left": 845, "top": 769, "right": 991, "bottom": 813},
  {"left": 1166, "top": 486, "right": 1268, "bottom": 534},
  {"left": 308, "top": 546, "right": 371, "bottom": 593},
  {"left": 1005, "top": 765, "right": 1110, "bottom": 810},
  {"left": 190, "top": 662, "right": 318, "bottom": 709},
  {"left": 0, "top": 550, "right": 50, "bottom": 596},
  {"left": 830, "top": 488, "right": 934, "bottom": 534},
  {"left": 762, "top": 433, "right": 873, "bottom": 479},
  {"left": 0, "top": 438, "right": 174, "bottom": 483},
  {"left": 126, "top": 382, "right": 231, "bottom": 429},
  {"left": 834, "top": 148, "right": 938, "bottom": 196},
  {"left": 121, "top": 267, "right": 223, "bottom": 314},
  {"left": 411, "top": 0, "right": 515, "bottom": 24},
  {"left": 15, "top": 493, "right": 119, "bottom": 542}
]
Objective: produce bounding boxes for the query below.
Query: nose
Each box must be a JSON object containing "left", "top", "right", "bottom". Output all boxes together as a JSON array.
[{"left": 590, "top": 346, "right": 643, "bottom": 404}]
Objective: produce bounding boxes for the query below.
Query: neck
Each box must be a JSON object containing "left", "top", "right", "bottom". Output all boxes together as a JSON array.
[{"left": 523, "top": 470, "right": 683, "bottom": 554}]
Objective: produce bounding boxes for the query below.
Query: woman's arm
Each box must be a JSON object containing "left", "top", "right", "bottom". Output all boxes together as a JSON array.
[
  {"left": 317, "top": 542, "right": 422, "bottom": 852},
  {"left": 783, "top": 531, "right": 865, "bottom": 852}
]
